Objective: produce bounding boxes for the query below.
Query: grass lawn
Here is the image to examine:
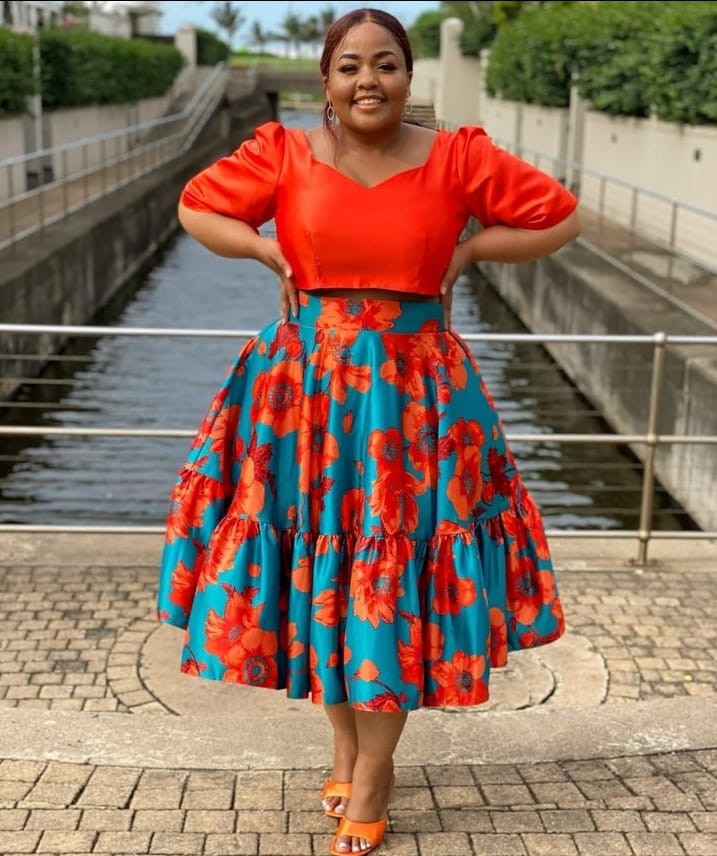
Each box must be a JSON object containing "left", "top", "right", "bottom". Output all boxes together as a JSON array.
[{"left": 231, "top": 53, "right": 317, "bottom": 69}]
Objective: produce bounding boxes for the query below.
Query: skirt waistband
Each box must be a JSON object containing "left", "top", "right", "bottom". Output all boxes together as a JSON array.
[{"left": 292, "top": 292, "right": 446, "bottom": 333}]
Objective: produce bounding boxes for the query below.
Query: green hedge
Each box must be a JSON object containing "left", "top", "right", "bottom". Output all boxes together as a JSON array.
[
  {"left": 195, "top": 28, "right": 229, "bottom": 66},
  {"left": 0, "top": 30, "right": 36, "bottom": 117},
  {"left": 39, "top": 30, "right": 184, "bottom": 109},
  {"left": 485, "top": 1, "right": 717, "bottom": 124}
]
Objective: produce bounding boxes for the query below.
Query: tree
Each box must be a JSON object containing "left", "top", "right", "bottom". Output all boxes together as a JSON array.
[
  {"left": 301, "top": 15, "right": 322, "bottom": 58},
  {"left": 210, "top": 1, "right": 245, "bottom": 51},
  {"left": 319, "top": 6, "right": 336, "bottom": 36},
  {"left": 280, "top": 11, "right": 303, "bottom": 58},
  {"left": 249, "top": 20, "right": 269, "bottom": 54}
]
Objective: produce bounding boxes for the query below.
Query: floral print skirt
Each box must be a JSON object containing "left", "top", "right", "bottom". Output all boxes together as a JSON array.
[{"left": 157, "top": 293, "right": 565, "bottom": 712}]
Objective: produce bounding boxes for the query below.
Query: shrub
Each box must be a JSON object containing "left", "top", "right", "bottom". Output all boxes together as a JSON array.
[
  {"left": 39, "top": 29, "right": 184, "bottom": 109},
  {"left": 0, "top": 29, "right": 37, "bottom": 116},
  {"left": 195, "top": 28, "right": 230, "bottom": 66}
]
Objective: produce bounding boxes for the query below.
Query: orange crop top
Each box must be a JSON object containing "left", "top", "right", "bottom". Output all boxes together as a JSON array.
[{"left": 180, "top": 121, "right": 578, "bottom": 296}]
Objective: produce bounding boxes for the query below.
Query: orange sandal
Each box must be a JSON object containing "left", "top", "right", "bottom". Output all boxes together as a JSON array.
[
  {"left": 321, "top": 779, "right": 352, "bottom": 819},
  {"left": 330, "top": 817, "right": 387, "bottom": 855}
]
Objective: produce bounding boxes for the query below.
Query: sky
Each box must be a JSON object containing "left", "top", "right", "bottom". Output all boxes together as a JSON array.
[{"left": 158, "top": 1, "right": 441, "bottom": 47}]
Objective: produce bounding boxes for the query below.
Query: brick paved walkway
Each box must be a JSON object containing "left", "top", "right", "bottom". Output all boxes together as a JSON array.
[{"left": 0, "top": 533, "right": 715, "bottom": 855}]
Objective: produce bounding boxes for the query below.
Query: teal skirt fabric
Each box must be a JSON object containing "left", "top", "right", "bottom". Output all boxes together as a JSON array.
[{"left": 157, "top": 293, "right": 565, "bottom": 712}]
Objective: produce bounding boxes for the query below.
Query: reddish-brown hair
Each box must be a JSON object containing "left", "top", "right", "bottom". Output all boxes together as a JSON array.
[{"left": 320, "top": 8, "right": 414, "bottom": 132}]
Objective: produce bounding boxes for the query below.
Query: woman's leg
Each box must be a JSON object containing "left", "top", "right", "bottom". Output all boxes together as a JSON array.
[
  {"left": 322, "top": 702, "right": 358, "bottom": 815},
  {"left": 333, "top": 710, "right": 408, "bottom": 854}
]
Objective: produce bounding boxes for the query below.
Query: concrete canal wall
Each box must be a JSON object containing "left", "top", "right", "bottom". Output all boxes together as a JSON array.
[
  {"left": 478, "top": 248, "right": 717, "bottom": 532},
  {"left": 0, "top": 92, "right": 273, "bottom": 402}
]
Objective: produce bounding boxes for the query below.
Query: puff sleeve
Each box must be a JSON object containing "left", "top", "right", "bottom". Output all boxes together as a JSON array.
[
  {"left": 456, "top": 126, "right": 577, "bottom": 229},
  {"left": 179, "top": 121, "right": 285, "bottom": 229}
]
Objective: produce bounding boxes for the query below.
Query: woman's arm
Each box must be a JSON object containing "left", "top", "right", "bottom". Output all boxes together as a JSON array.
[
  {"left": 439, "top": 207, "right": 581, "bottom": 328},
  {"left": 463, "top": 208, "right": 581, "bottom": 265},
  {"left": 177, "top": 204, "right": 298, "bottom": 321},
  {"left": 178, "top": 204, "right": 270, "bottom": 259}
]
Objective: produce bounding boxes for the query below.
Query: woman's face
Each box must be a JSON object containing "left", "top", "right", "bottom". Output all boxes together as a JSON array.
[{"left": 323, "top": 21, "right": 411, "bottom": 133}]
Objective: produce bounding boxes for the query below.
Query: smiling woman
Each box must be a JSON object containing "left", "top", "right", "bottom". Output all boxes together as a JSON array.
[{"left": 156, "top": 7, "right": 580, "bottom": 856}]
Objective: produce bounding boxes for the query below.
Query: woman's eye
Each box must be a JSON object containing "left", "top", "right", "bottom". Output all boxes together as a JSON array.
[
  {"left": 378, "top": 64, "right": 397, "bottom": 72},
  {"left": 338, "top": 65, "right": 357, "bottom": 73}
]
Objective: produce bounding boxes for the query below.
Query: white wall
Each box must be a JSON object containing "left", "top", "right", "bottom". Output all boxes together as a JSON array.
[
  {"left": 0, "top": 118, "right": 27, "bottom": 201},
  {"left": 413, "top": 19, "right": 717, "bottom": 270}
]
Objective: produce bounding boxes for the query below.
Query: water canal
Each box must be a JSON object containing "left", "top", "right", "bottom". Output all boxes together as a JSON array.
[{"left": 0, "top": 111, "right": 693, "bottom": 532}]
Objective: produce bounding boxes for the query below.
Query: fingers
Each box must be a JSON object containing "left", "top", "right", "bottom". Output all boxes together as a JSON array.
[
  {"left": 278, "top": 275, "right": 298, "bottom": 323},
  {"left": 441, "top": 287, "right": 453, "bottom": 330}
]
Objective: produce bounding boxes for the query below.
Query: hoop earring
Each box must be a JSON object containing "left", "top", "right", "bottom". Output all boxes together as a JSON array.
[
  {"left": 326, "top": 102, "right": 336, "bottom": 125},
  {"left": 403, "top": 95, "right": 413, "bottom": 116}
]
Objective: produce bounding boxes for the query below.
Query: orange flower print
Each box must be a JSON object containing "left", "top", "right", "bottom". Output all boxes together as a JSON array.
[
  {"left": 355, "top": 659, "right": 380, "bottom": 682},
  {"left": 486, "top": 448, "right": 512, "bottom": 499},
  {"left": 506, "top": 558, "right": 559, "bottom": 627},
  {"left": 251, "top": 360, "right": 303, "bottom": 437},
  {"left": 190, "top": 386, "right": 230, "bottom": 451},
  {"left": 181, "top": 657, "right": 207, "bottom": 677},
  {"left": 297, "top": 392, "right": 339, "bottom": 488},
  {"left": 420, "top": 334, "right": 468, "bottom": 402},
  {"left": 447, "top": 455, "right": 482, "bottom": 520},
  {"left": 489, "top": 606, "right": 508, "bottom": 667},
  {"left": 317, "top": 298, "right": 401, "bottom": 332},
  {"left": 205, "top": 404, "right": 241, "bottom": 456},
  {"left": 309, "top": 645, "right": 324, "bottom": 704},
  {"left": 165, "top": 471, "right": 225, "bottom": 543},
  {"left": 397, "top": 612, "right": 425, "bottom": 690},
  {"left": 282, "top": 621, "right": 305, "bottom": 660},
  {"left": 313, "top": 585, "right": 347, "bottom": 628},
  {"left": 380, "top": 335, "right": 428, "bottom": 399},
  {"left": 223, "top": 627, "right": 278, "bottom": 688},
  {"left": 403, "top": 402, "right": 442, "bottom": 486},
  {"left": 312, "top": 338, "right": 372, "bottom": 405},
  {"left": 429, "top": 651, "right": 488, "bottom": 706},
  {"left": 268, "top": 319, "right": 304, "bottom": 360},
  {"left": 168, "top": 559, "right": 198, "bottom": 614},
  {"left": 368, "top": 471, "right": 423, "bottom": 535},
  {"left": 424, "top": 622, "right": 445, "bottom": 661},
  {"left": 368, "top": 427, "right": 405, "bottom": 479},
  {"left": 448, "top": 418, "right": 486, "bottom": 458},
  {"left": 431, "top": 561, "right": 478, "bottom": 616},
  {"left": 511, "top": 493, "right": 551, "bottom": 560},
  {"left": 351, "top": 555, "right": 404, "bottom": 629},
  {"left": 291, "top": 555, "right": 312, "bottom": 593},
  {"left": 355, "top": 691, "right": 408, "bottom": 713},
  {"left": 340, "top": 487, "right": 365, "bottom": 533},
  {"left": 232, "top": 435, "right": 274, "bottom": 517},
  {"left": 204, "top": 586, "right": 263, "bottom": 663}
]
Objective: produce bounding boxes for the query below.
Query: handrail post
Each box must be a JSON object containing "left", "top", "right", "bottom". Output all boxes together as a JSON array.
[
  {"left": 637, "top": 332, "right": 667, "bottom": 564},
  {"left": 7, "top": 165, "right": 16, "bottom": 244},
  {"left": 61, "top": 149, "right": 69, "bottom": 217},
  {"left": 598, "top": 176, "right": 606, "bottom": 222},
  {"left": 667, "top": 202, "right": 678, "bottom": 280}
]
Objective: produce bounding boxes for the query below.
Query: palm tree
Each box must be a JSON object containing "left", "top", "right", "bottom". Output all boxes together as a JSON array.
[
  {"left": 210, "top": 1, "right": 245, "bottom": 51},
  {"left": 249, "top": 20, "right": 269, "bottom": 54},
  {"left": 319, "top": 6, "right": 336, "bottom": 36},
  {"left": 301, "top": 15, "right": 323, "bottom": 58},
  {"left": 281, "top": 11, "right": 303, "bottom": 59}
]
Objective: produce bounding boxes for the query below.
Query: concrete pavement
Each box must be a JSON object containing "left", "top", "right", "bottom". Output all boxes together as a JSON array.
[{"left": 0, "top": 533, "right": 716, "bottom": 855}]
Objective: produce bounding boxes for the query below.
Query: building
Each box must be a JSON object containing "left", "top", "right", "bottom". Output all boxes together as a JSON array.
[
  {"left": 0, "top": 0, "right": 162, "bottom": 37},
  {"left": 2, "top": 1, "right": 64, "bottom": 32}
]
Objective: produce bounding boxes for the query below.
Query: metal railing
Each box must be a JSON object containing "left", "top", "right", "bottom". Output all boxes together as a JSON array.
[
  {"left": 497, "top": 140, "right": 717, "bottom": 329},
  {"left": 437, "top": 120, "right": 717, "bottom": 331},
  {"left": 0, "top": 64, "right": 228, "bottom": 251},
  {"left": 1, "top": 323, "right": 716, "bottom": 564}
]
